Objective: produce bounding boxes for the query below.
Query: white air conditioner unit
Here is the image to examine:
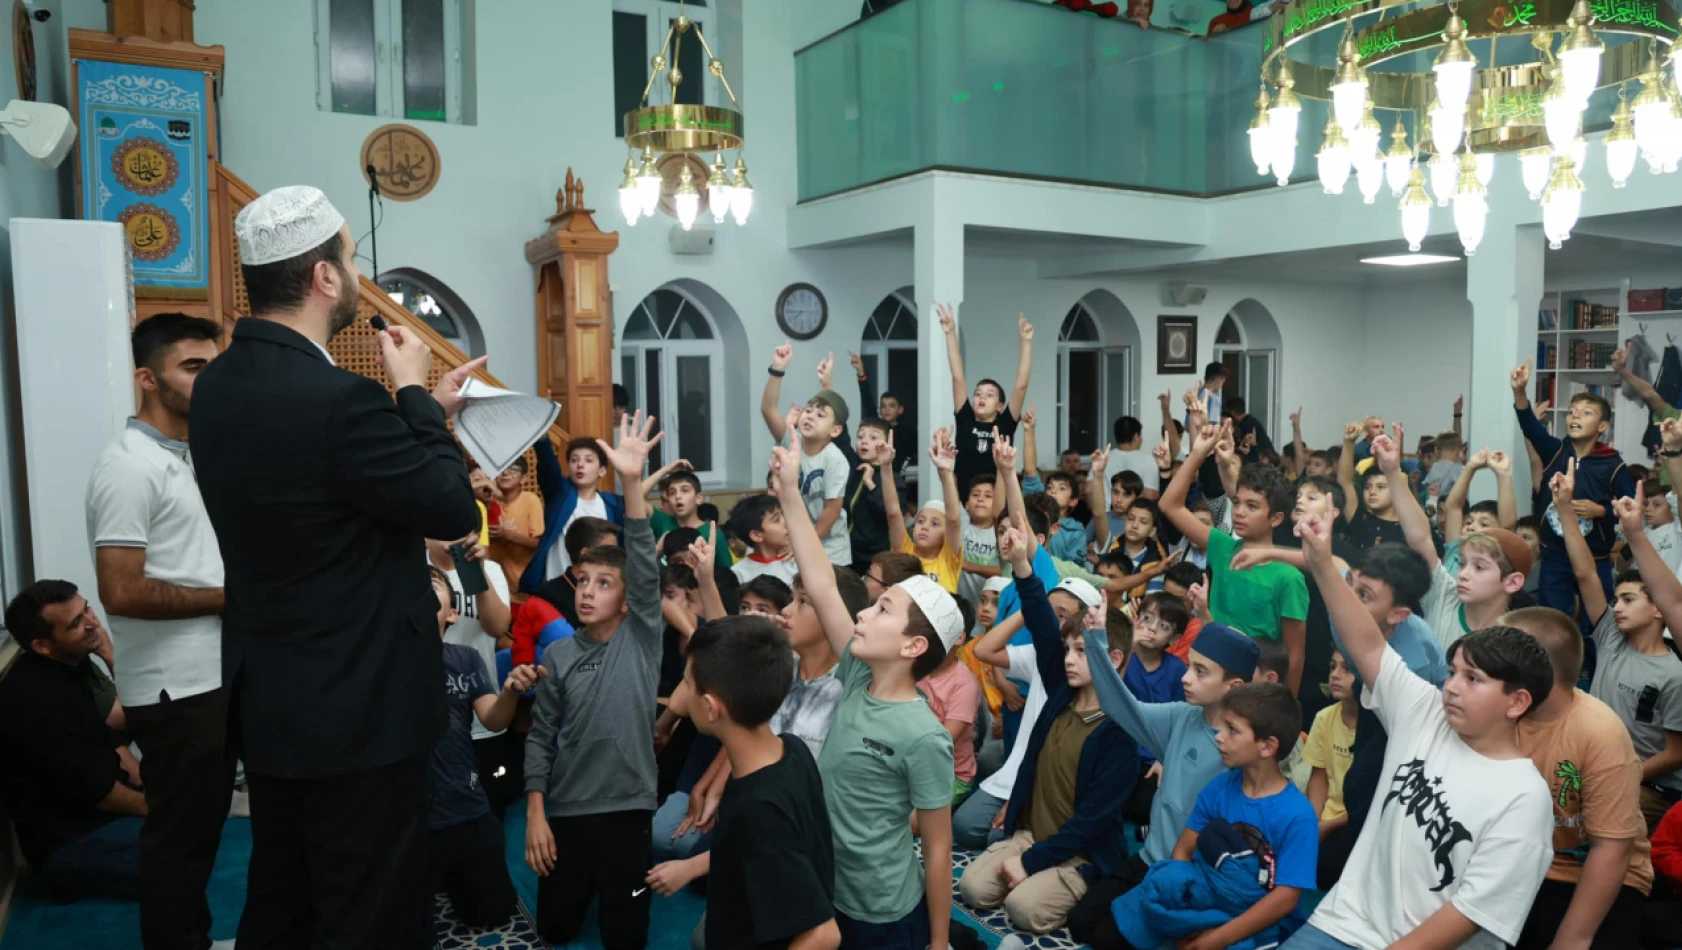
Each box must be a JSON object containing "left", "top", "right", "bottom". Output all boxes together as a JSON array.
[
  {"left": 669, "top": 222, "right": 716, "bottom": 256},
  {"left": 1163, "top": 282, "right": 1208, "bottom": 307}
]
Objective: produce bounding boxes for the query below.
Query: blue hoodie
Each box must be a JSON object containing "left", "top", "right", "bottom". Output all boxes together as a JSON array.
[
  {"left": 520, "top": 438, "right": 625, "bottom": 594},
  {"left": 1003, "top": 573, "right": 1139, "bottom": 880},
  {"left": 1516, "top": 404, "right": 1633, "bottom": 559}
]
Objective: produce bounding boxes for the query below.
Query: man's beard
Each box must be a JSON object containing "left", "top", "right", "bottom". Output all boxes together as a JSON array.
[
  {"left": 157, "top": 377, "right": 191, "bottom": 417},
  {"left": 326, "top": 264, "right": 360, "bottom": 339}
]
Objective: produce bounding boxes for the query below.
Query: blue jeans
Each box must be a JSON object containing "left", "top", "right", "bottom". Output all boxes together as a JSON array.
[
  {"left": 44, "top": 817, "right": 143, "bottom": 903},
  {"left": 651, "top": 792, "right": 710, "bottom": 863},
  {"left": 952, "top": 788, "right": 1008, "bottom": 851},
  {"left": 837, "top": 897, "right": 929, "bottom": 950},
  {"left": 1280, "top": 923, "right": 1359, "bottom": 950}
]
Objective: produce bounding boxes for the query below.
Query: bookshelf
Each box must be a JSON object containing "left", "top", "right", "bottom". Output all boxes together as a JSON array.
[{"left": 1536, "top": 286, "right": 1623, "bottom": 432}]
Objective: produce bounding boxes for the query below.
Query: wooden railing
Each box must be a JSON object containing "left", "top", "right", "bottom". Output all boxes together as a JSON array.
[{"left": 210, "top": 161, "right": 569, "bottom": 490}]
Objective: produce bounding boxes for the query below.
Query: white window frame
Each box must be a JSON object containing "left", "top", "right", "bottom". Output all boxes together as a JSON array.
[
  {"left": 619, "top": 288, "right": 727, "bottom": 485},
  {"left": 861, "top": 291, "right": 919, "bottom": 476},
  {"left": 612, "top": 0, "right": 717, "bottom": 113},
  {"left": 314, "top": 0, "right": 466, "bottom": 124},
  {"left": 1213, "top": 316, "right": 1278, "bottom": 436},
  {"left": 1056, "top": 304, "right": 1132, "bottom": 458}
]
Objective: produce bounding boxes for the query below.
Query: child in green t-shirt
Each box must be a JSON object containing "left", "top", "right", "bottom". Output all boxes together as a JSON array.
[
  {"left": 1161, "top": 422, "right": 1309, "bottom": 694},
  {"left": 651, "top": 468, "right": 733, "bottom": 569}
]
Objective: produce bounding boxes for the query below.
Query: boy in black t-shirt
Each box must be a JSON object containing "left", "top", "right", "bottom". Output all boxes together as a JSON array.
[
  {"left": 426, "top": 566, "right": 545, "bottom": 930},
  {"left": 938, "top": 302, "right": 1033, "bottom": 489},
  {"left": 685, "top": 614, "right": 836, "bottom": 950}
]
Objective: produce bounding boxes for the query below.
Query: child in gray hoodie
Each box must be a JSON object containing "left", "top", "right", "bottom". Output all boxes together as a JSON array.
[{"left": 523, "top": 412, "right": 665, "bottom": 950}]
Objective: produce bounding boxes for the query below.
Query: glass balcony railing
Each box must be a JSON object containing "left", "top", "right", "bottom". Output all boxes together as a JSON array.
[{"left": 796, "top": 0, "right": 1324, "bottom": 201}]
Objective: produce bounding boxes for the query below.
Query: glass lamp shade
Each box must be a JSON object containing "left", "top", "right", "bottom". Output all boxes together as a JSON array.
[
  {"left": 1357, "top": 151, "right": 1385, "bottom": 203},
  {"left": 1317, "top": 119, "right": 1351, "bottom": 194},
  {"left": 1541, "top": 158, "right": 1585, "bottom": 249},
  {"left": 1662, "top": 99, "right": 1682, "bottom": 173},
  {"left": 1429, "top": 152, "right": 1456, "bottom": 207},
  {"left": 1519, "top": 147, "right": 1552, "bottom": 199},
  {"left": 1633, "top": 67, "right": 1670, "bottom": 165},
  {"left": 1559, "top": 44, "right": 1604, "bottom": 104},
  {"left": 1272, "top": 134, "right": 1298, "bottom": 186},
  {"left": 1452, "top": 154, "right": 1488, "bottom": 256},
  {"left": 1607, "top": 131, "right": 1639, "bottom": 186},
  {"left": 637, "top": 174, "right": 661, "bottom": 218},
  {"left": 1543, "top": 88, "right": 1582, "bottom": 151},
  {"left": 1332, "top": 82, "right": 1367, "bottom": 137},
  {"left": 1473, "top": 151, "right": 1495, "bottom": 187},
  {"left": 1385, "top": 119, "right": 1412, "bottom": 196},
  {"left": 1430, "top": 101, "right": 1463, "bottom": 156},
  {"left": 1350, "top": 105, "right": 1383, "bottom": 160},
  {"left": 618, "top": 157, "right": 641, "bottom": 226},
  {"left": 707, "top": 157, "right": 732, "bottom": 223},
  {"left": 674, "top": 167, "right": 700, "bottom": 232},
  {"left": 1433, "top": 17, "right": 1476, "bottom": 111},
  {"left": 730, "top": 158, "right": 754, "bottom": 225},
  {"left": 1248, "top": 123, "right": 1272, "bottom": 176},
  {"left": 1268, "top": 82, "right": 1303, "bottom": 154},
  {"left": 1399, "top": 166, "right": 1433, "bottom": 252}
]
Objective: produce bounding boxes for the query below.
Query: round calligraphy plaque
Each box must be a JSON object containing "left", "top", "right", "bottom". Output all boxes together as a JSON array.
[
  {"left": 118, "top": 204, "right": 180, "bottom": 262},
  {"left": 112, "top": 137, "right": 180, "bottom": 197},
  {"left": 360, "top": 124, "right": 442, "bottom": 202}
]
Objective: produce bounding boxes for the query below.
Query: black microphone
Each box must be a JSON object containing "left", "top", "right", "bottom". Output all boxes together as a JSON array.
[
  {"left": 366, "top": 164, "right": 382, "bottom": 195},
  {"left": 369, "top": 316, "right": 389, "bottom": 333}
]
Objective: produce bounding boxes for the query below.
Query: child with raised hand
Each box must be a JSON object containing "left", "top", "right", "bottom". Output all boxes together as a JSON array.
[
  {"left": 1160, "top": 420, "right": 1308, "bottom": 693},
  {"left": 1065, "top": 609, "right": 1261, "bottom": 948},
  {"left": 940, "top": 302, "right": 1033, "bottom": 491},
  {"left": 1336, "top": 420, "right": 1408, "bottom": 551},
  {"left": 771, "top": 442, "right": 956, "bottom": 950},
  {"left": 1303, "top": 650, "right": 1357, "bottom": 840},
  {"left": 522, "top": 433, "right": 626, "bottom": 594},
  {"left": 883, "top": 428, "right": 966, "bottom": 594},
  {"left": 523, "top": 411, "right": 666, "bottom": 950},
  {"left": 1286, "top": 506, "right": 1554, "bottom": 950}
]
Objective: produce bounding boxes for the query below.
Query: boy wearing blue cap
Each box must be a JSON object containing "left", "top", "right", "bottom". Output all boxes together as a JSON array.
[{"left": 1066, "top": 619, "right": 1260, "bottom": 949}]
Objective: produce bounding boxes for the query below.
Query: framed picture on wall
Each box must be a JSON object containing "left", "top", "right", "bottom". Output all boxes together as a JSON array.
[{"left": 1157, "top": 315, "right": 1197, "bottom": 374}]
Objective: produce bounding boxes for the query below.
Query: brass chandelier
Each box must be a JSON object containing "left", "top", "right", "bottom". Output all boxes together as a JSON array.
[
  {"left": 617, "top": 0, "right": 752, "bottom": 230},
  {"left": 1250, "top": 0, "right": 1681, "bottom": 254}
]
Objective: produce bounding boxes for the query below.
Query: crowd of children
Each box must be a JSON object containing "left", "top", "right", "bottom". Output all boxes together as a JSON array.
[{"left": 445, "top": 327, "right": 1682, "bottom": 950}]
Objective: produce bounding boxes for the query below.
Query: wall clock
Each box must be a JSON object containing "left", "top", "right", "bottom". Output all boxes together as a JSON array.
[
  {"left": 776, "top": 283, "right": 828, "bottom": 341},
  {"left": 360, "top": 124, "right": 441, "bottom": 202}
]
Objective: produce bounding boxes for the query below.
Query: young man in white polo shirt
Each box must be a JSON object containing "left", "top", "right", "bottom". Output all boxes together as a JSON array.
[{"left": 86, "top": 313, "right": 231, "bottom": 950}]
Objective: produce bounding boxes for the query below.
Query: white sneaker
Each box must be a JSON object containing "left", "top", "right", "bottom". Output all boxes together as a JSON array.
[
  {"left": 228, "top": 787, "right": 250, "bottom": 818},
  {"left": 210, "top": 940, "right": 237, "bottom": 949}
]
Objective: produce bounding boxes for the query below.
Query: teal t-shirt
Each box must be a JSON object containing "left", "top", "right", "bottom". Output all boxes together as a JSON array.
[
  {"left": 818, "top": 646, "right": 954, "bottom": 922},
  {"left": 649, "top": 511, "right": 734, "bottom": 569},
  {"left": 1206, "top": 529, "right": 1310, "bottom": 641}
]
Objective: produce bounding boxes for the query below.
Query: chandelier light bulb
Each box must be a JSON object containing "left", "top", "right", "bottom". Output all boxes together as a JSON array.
[
  {"left": 636, "top": 148, "right": 662, "bottom": 218},
  {"left": 1385, "top": 119, "right": 1413, "bottom": 196},
  {"left": 1269, "top": 64, "right": 1304, "bottom": 154},
  {"left": 1317, "top": 116, "right": 1351, "bottom": 194},
  {"left": 1558, "top": 0, "right": 1605, "bottom": 104},
  {"left": 618, "top": 156, "right": 642, "bottom": 226},
  {"left": 1351, "top": 100, "right": 1383, "bottom": 164},
  {"left": 1430, "top": 151, "right": 1457, "bottom": 207},
  {"left": 1543, "top": 70, "right": 1583, "bottom": 152},
  {"left": 730, "top": 156, "right": 754, "bottom": 226},
  {"left": 1331, "top": 36, "right": 1369, "bottom": 134},
  {"left": 1248, "top": 87, "right": 1273, "bottom": 176},
  {"left": 1429, "top": 97, "right": 1463, "bottom": 156},
  {"left": 1452, "top": 151, "right": 1489, "bottom": 256},
  {"left": 1273, "top": 136, "right": 1298, "bottom": 186},
  {"left": 1472, "top": 150, "right": 1495, "bottom": 187},
  {"left": 1541, "top": 156, "right": 1585, "bottom": 249},
  {"left": 674, "top": 163, "right": 700, "bottom": 232},
  {"left": 706, "top": 153, "right": 732, "bottom": 223},
  {"left": 1357, "top": 150, "right": 1385, "bottom": 203},
  {"left": 1433, "top": 13, "right": 1477, "bottom": 111},
  {"left": 1633, "top": 52, "right": 1670, "bottom": 168},
  {"left": 1518, "top": 147, "right": 1552, "bottom": 199},
  {"left": 1605, "top": 93, "right": 1639, "bottom": 187},
  {"left": 1399, "top": 165, "right": 1433, "bottom": 253}
]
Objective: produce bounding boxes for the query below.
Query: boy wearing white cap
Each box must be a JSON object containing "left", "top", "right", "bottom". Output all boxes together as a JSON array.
[
  {"left": 771, "top": 444, "right": 957, "bottom": 950},
  {"left": 884, "top": 429, "right": 967, "bottom": 594}
]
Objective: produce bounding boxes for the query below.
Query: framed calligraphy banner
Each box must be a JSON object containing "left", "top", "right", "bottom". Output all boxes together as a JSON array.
[{"left": 76, "top": 59, "right": 210, "bottom": 295}]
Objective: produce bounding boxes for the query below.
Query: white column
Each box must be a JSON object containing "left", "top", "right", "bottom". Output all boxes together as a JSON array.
[
  {"left": 914, "top": 204, "right": 963, "bottom": 503},
  {"left": 1465, "top": 224, "right": 1545, "bottom": 507}
]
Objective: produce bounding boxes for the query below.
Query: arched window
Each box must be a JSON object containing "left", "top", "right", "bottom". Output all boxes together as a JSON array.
[
  {"left": 378, "top": 268, "right": 484, "bottom": 358},
  {"left": 1056, "top": 302, "right": 1133, "bottom": 455},
  {"left": 861, "top": 291, "right": 919, "bottom": 440},
  {"left": 620, "top": 287, "right": 724, "bottom": 480},
  {"left": 1213, "top": 308, "right": 1279, "bottom": 436}
]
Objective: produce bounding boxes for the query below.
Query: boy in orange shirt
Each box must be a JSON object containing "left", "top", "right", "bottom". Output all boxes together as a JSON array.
[{"left": 488, "top": 457, "right": 543, "bottom": 599}]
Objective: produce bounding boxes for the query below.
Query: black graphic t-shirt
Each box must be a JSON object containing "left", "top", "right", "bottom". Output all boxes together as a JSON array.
[
  {"left": 953, "top": 401, "right": 1018, "bottom": 492},
  {"left": 430, "top": 644, "right": 496, "bottom": 830},
  {"left": 1305, "top": 649, "right": 1554, "bottom": 947}
]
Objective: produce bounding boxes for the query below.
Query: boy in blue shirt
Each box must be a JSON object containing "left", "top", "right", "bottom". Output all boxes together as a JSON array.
[
  {"left": 1067, "top": 622, "right": 1260, "bottom": 949},
  {"left": 1121, "top": 592, "right": 1189, "bottom": 826},
  {"left": 426, "top": 566, "right": 544, "bottom": 931},
  {"left": 521, "top": 436, "right": 626, "bottom": 594},
  {"left": 1106, "top": 683, "right": 1319, "bottom": 950}
]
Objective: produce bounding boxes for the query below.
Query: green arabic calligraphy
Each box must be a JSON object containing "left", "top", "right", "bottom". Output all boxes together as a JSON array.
[
  {"left": 1501, "top": 1, "right": 1538, "bottom": 26},
  {"left": 1285, "top": 0, "right": 1363, "bottom": 39},
  {"left": 1483, "top": 90, "right": 1546, "bottom": 121},
  {"left": 1359, "top": 25, "right": 1400, "bottom": 57},
  {"left": 1588, "top": 0, "right": 1678, "bottom": 32}
]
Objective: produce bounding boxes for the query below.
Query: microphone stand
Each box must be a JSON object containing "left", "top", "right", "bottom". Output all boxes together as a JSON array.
[{"left": 366, "top": 164, "right": 382, "bottom": 282}]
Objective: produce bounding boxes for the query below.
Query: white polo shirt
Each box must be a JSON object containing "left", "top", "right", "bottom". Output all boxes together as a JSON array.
[{"left": 86, "top": 418, "right": 224, "bottom": 707}]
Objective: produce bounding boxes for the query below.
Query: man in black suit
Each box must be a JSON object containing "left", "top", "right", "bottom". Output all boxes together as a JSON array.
[{"left": 190, "top": 185, "right": 485, "bottom": 950}]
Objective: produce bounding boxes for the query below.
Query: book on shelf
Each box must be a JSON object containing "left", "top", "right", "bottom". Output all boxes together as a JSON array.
[
  {"left": 1539, "top": 308, "right": 1558, "bottom": 331},
  {"left": 1565, "top": 340, "right": 1616, "bottom": 370},
  {"left": 1565, "top": 299, "right": 1619, "bottom": 329},
  {"left": 1537, "top": 341, "right": 1559, "bottom": 369}
]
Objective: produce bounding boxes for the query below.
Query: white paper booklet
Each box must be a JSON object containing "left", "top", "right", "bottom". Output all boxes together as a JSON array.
[{"left": 454, "top": 377, "right": 560, "bottom": 477}]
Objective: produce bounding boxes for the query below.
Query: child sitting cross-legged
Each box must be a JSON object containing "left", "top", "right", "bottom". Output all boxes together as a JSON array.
[
  {"left": 1103, "top": 682, "right": 1319, "bottom": 950},
  {"left": 884, "top": 429, "right": 966, "bottom": 595},
  {"left": 1284, "top": 505, "right": 1555, "bottom": 950},
  {"left": 1120, "top": 592, "right": 1189, "bottom": 826},
  {"left": 771, "top": 442, "right": 957, "bottom": 950},
  {"left": 1304, "top": 650, "right": 1358, "bottom": 841},
  {"left": 957, "top": 516, "right": 1140, "bottom": 935},
  {"left": 1066, "top": 620, "right": 1261, "bottom": 949},
  {"left": 918, "top": 613, "right": 981, "bottom": 806}
]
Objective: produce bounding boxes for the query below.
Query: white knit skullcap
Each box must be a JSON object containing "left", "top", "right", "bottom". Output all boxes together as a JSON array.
[
  {"left": 235, "top": 186, "right": 346, "bottom": 266},
  {"left": 895, "top": 576, "right": 964, "bottom": 651},
  {"left": 1053, "top": 577, "right": 1103, "bottom": 610},
  {"left": 919, "top": 499, "right": 946, "bottom": 516},
  {"left": 982, "top": 576, "right": 1012, "bottom": 595}
]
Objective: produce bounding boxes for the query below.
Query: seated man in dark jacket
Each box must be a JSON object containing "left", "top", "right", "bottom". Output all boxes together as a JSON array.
[
  {"left": 0, "top": 581, "right": 148, "bottom": 902},
  {"left": 958, "top": 521, "right": 1139, "bottom": 934}
]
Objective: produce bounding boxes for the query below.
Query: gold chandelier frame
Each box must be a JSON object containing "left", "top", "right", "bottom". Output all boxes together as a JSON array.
[
  {"left": 1260, "top": 0, "right": 1679, "bottom": 152},
  {"left": 623, "top": 15, "right": 745, "bottom": 153}
]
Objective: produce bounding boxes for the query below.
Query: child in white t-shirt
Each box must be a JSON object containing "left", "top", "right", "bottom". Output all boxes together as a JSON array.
[{"left": 1288, "top": 506, "right": 1555, "bottom": 950}]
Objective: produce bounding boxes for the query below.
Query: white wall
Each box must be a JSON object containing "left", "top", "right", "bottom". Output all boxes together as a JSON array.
[{"left": 1359, "top": 282, "right": 1473, "bottom": 450}]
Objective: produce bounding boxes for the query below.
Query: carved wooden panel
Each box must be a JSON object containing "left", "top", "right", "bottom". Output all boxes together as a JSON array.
[{"left": 575, "top": 258, "right": 598, "bottom": 317}]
